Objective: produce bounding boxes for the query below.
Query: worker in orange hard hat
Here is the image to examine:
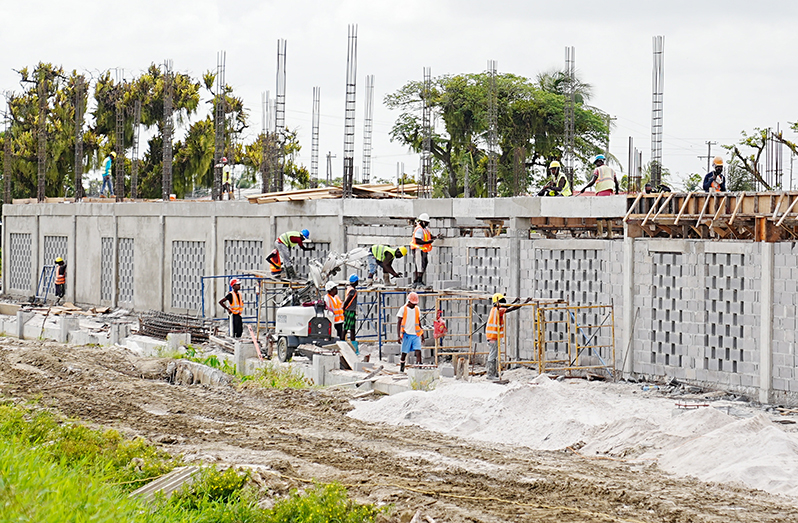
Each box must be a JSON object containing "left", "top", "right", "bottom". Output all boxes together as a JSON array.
[
  {"left": 219, "top": 278, "right": 244, "bottom": 338},
  {"left": 703, "top": 156, "right": 726, "bottom": 193}
]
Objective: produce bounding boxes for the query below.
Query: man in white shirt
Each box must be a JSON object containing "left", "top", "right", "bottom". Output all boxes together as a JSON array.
[{"left": 396, "top": 292, "right": 424, "bottom": 372}]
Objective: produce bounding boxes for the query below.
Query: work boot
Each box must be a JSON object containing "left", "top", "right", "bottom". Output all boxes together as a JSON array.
[
  {"left": 285, "top": 266, "right": 297, "bottom": 280},
  {"left": 383, "top": 273, "right": 393, "bottom": 286},
  {"left": 400, "top": 359, "right": 406, "bottom": 373},
  {"left": 486, "top": 360, "right": 498, "bottom": 379}
]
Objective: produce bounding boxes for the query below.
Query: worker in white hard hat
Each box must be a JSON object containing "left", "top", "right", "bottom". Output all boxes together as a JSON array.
[
  {"left": 410, "top": 213, "right": 441, "bottom": 289},
  {"left": 323, "top": 281, "right": 345, "bottom": 340},
  {"left": 703, "top": 156, "right": 726, "bottom": 193},
  {"left": 219, "top": 278, "right": 244, "bottom": 338}
]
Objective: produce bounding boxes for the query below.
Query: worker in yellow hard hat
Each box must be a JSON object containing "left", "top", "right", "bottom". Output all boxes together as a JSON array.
[
  {"left": 537, "top": 160, "right": 572, "bottom": 196},
  {"left": 703, "top": 156, "right": 726, "bottom": 193},
  {"left": 100, "top": 151, "right": 116, "bottom": 197},
  {"left": 485, "top": 292, "right": 529, "bottom": 379},
  {"left": 366, "top": 245, "right": 407, "bottom": 286},
  {"left": 54, "top": 257, "right": 67, "bottom": 304}
]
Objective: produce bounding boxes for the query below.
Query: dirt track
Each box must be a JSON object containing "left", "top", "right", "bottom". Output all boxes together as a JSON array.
[{"left": 1, "top": 337, "right": 796, "bottom": 522}]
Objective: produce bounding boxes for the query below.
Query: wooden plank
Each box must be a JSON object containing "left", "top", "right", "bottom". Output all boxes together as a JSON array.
[
  {"left": 651, "top": 192, "right": 674, "bottom": 221},
  {"left": 336, "top": 341, "right": 360, "bottom": 370},
  {"left": 776, "top": 196, "right": 798, "bottom": 227},
  {"left": 674, "top": 192, "right": 693, "bottom": 225},
  {"left": 773, "top": 192, "right": 786, "bottom": 220},
  {"left": 729, "top": 192, "right": 745, "bottom": 225},
  {"left": 711, "top": 195, "right": 728, "bottom": 223},
  {"left": 641, "top": 193, "right": 663, "bottom": 227},
  {"left": 623, "top": 192, "right": 643, "bottom": 222}
]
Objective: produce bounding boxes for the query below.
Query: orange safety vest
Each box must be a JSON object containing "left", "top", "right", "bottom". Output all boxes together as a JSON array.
[
  {"left": 269, "top": 249, "right": 282, "bottom": 274},
  {"left": 229, "top": 291, "right": 243, "bottom": 315},
  {"left": 400, "top": 305, "right": 423, "bottom": 337},
  {"left": 411, "top": 225, "right": 433, "bottom": 252},
  {"left": 594, "top": 166, "right": 616, "bottom": 193},
  {"left": 486, "top": 307, "right": 505, "bottom": 341},
  {"left": 55, "top": 265, "right": 66, "bottom": 285},
  {"left": 325, "top": 294, "right": 344, "bottom": 324}
]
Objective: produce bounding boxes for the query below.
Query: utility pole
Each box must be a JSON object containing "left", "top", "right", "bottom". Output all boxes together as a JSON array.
[{"left": 698, "top": 140, "right": 717, "bottom": 173}]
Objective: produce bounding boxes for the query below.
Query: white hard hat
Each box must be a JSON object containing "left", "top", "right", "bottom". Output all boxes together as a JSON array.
[
  {"left": 325, "top": 281, "right": 337, "bottom": 292},
  {"left": 417, "top": 213, "right": 430, "bottom": 222}
]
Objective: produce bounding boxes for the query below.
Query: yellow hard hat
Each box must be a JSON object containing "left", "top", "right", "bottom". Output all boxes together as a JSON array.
[
  {"left": 397, "top": 246, "right": 408, "bottom": 257},
  {"left": 110, "top": 151, "right": 117, "bottom": 158},
  {"left": 492, "top": 293, "right": 504, "bottom": 304},
  {"left": 55, "top": 257, "right": 63, "bottom": 263},
  {"left": 549, "top": 161, "right": 561, "bottom": 169},
  {"left": 713, "top": 156, "right": 723, "bottom": 166}
]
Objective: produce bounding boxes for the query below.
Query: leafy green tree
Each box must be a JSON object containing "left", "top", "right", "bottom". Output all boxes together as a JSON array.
[{"left": 385, "top": 70, "right": 608, "bottom": 197}]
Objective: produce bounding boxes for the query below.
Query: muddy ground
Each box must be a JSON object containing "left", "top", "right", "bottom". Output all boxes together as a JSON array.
[{"left": 0, "top": 337, "right": 796, "bottom": 522}]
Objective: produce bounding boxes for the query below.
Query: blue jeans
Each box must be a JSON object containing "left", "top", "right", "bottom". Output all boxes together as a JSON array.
[
  {"left": 366, "top": 253, "right": 378, "bottom": 277},
  {"left": 101, "top": 177, "right": 114, "bottom": 196}
]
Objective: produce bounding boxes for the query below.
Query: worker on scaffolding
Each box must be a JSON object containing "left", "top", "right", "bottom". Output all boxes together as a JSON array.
[
  {"left": 54, "top": 257, "right": 67, "bottom": 304},
  {"left": 100, "top": 151, "right": 116, "bottom": 198},
  {"left": 275, "top": 229, "right": 313, "bottom": 280},
  {"left": 343, "top": 274, "right": 359, "bottom": 349},
  {"left": 397, "top": 292, "right": 424, "bottom": 373},
  {"left": 220, "top": 157, "right": 234, "bottom": 200},
  {"left": 410, "top": 213, "right": 442, "bottom": 289},
  {"left": 219, "top": 278, "right": 244, "bottom": 338},
  {"left": 265, "top": 248, "right": 282, "bottom": 278},
  {"left": 486, "top": 293, "right": 527, "bottom": 380},
  {"left": 579, "top": 154, "right": 619, "bottom": 196},
  {"left": 324, "top": 281, "right": 345, "bottom": 340},
  {"left": 366, "top": 245, "right": 407, "bottom": 286},
  {"left": 703, "top": 156, "right": 726, "bottom": 193},
  {"left": 536, "top": 160, "right": 572, "bottom": 196}
]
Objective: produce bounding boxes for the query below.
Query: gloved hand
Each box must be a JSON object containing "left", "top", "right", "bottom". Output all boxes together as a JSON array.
[
  {"left": 396, "top": 272, "right": 404, "bottom": 278},
  {"left": 436, "top": 233, "right": 445, "bottom": 239}
]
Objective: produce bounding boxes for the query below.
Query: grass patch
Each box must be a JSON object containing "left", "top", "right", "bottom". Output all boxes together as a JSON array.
[{"left": 175, "top": 346, "right": 311, "bottom": 389}]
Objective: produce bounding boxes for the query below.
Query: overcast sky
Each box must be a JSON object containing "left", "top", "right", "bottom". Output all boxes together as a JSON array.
[{"left": 2, "top": 0, "right": 798, "bottom": 189}]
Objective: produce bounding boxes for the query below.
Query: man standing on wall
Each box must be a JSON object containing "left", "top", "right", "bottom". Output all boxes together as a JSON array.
[
  {"left": 54, "top": 257, "right": 67, "bottom": 304},
  {"left": 275, "top": 229, "right": 313, "bottom": 280},
  {"left": 100, "top": 152, "right": 116, "bottom": 198},
  {"left": 397, "top": 292, "right": 424, "bottom": 372},
  {"left": 410, "top": 213, "right": 441, "bottom": 289},
  {"left": 219, "top": 278, "right": 244, "bottom": 338},
  {"left": 703, "top": 157, "right": 726, "bottom": 193},
  {"left": 579, "top": 154, "right": 619, "bottom": 196}
]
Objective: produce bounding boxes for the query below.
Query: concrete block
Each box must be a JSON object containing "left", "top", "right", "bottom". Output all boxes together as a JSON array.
[
  {"left": 234, "top": 341, "right": 257, "bottom": 376},
  {"left": 439, "top": 364, "right": 455, "bottom": 378},
  {"left": 406, "top": 366, "right": 439, "bottom": 390},
  {"left": 312, "top": 354, "right": 340, "bottom": 386},
  {"left": 167, "top": 332, "right": 191, "bottom": 349},
  {"left": 68, "top": 330, "right": 101, "bottom": 345},
  {"left": 58, "top": 316, "right": 81, "bottom": 343},
  {"left": 109, "top": 323, "right": 131, "bottom": 345},
  {"left": 16, "top": 311, "right": 33, "bottom": 339}
]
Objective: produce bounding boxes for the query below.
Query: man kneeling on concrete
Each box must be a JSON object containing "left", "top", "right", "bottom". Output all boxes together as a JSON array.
[
  {"left": 219, "top": 279, "right": 244, "bottom": 338},
  {"left": 486, "top": 293, "right": 526, "bottom": 379},
  {"left": 397, "top": 292, "right": 424, "bottom": 372},
  {"left": 275, "top": 229, "right": 313, "bottom": 280}
]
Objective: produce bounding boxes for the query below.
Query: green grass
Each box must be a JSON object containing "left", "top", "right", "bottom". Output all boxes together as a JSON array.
[
  {"left": 0, "top": 401, "right": 387, "bottom": 522},
  {"left": 175, "top": 347, "right": 311, "bottom": 389}
]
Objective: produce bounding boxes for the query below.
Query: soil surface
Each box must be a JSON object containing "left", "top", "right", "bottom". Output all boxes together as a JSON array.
[{"left": 1, "top": 337, "right": 796, "bottom": 522}]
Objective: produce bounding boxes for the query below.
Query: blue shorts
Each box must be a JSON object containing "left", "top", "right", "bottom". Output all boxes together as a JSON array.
[{"left": 401, "top": 333, "right": 421, "bottom": 353}]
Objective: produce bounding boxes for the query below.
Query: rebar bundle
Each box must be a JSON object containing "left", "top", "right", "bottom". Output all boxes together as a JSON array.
[{"left": 138, "top": 310, "right": 213, "bottom": 343}]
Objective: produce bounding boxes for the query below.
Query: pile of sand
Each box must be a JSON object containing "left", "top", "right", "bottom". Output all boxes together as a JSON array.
[{"left": 350, "top": 375, "right": 798, "bottom": 497}]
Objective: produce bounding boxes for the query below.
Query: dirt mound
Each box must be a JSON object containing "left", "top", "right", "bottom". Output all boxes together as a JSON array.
[{"left": 1, "top": 337, "right": 796, "bottom": 522}]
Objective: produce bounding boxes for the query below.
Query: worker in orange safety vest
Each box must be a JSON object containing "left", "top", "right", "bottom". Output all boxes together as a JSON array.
[
  {"left": 219, "top": 278, "right": 244, "bottom": 338},
  {"left": 486, "top": 293, "right": 528, "bottom": 379},
  {"left": 54, "top": 257, "right": 67, "bottom": 304},
  {"left": 324, "top": 281, "right": 345, "bottom": 340},
  {"left": 410, "top": 213, "right": 442, "bottom": 289},
  {"left": 396, "top": 292, "right": 424, "bottom": 372}
]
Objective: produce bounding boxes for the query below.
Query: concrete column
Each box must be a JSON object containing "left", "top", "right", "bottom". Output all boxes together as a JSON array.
[
  {"left": 159, "top": 214, "right": 166, "bottom": 311},
  {"left": 208, "top": 215, "right": 217, "bottom": 318},
  {"left": 70, "top": 215, "right": 77, "bottom": 304},
  {"left": 32, "top": 214, "right": 40, "bottom": 295},
  {"left": 2, "top": 208, "right": 7, "bottom": 295},
  {"left": 759, "top": 242, "right": 774, "bottom": 404},
  {"left": 234, "top": 340, "right": 257, "bottom": 376},
  {"left": 312, "top": 354, "right": 340, "bottom": 386},
  {"left": 112, "top": 214, "right": 119, "bottom": 307},
  {"left": 16, "top": 310, "right": 32, "bottom": 339},
  {"left": 507, "top": 218, "right": 528, "bottom": 360},
  {"left": 58, "top": 316, "right": 80, "bottom": 343},
  {"left": 622, "top": 236, "right": 635, "bottom": 376}
]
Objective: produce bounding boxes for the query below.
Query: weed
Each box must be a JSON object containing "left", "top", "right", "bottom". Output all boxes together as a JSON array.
[{"left": 265, "top": 482, "right": 386, "bottom": 523}]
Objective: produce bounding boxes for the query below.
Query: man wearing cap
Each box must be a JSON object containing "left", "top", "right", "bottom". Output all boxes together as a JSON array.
[
  {"left": 366, "top": 245, "right": 407, "bottom": 286},
  {"left": 100, "top": 151, "right": 116, "bottom": 197},
  {"left": 411, "top": 213, "right": 441, "bottom": 289},
  {"left": 275, "top": 229, "right": 314, "bottom": 280},
  {"left": 54, "top": 257, "right": 67, "bottom": 304},
  {"left": 219, "top": 279, "right": 244, "bottom": 338},
  {"left": 396, "top": 292, "right": 424, "bottom": 372},
  {"left": 580, "top": 155, "right": 619, "bottom": 196},
  {"left": 324, "top": 281, "right": 345, "bottom": 340}
]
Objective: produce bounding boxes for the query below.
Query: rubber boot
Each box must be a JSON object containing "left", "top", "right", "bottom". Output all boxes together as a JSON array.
[
  {"left": 400, "top": 354, "right": 406, "bottom": 373},
  {"left": 383, "top": 273, "right": 392, "bottom": 286},
  {"left": 412, "top": 272, "right": 422, "bottom": 289},
  {"left": 285, "top": 266, "right": 297, "bottom": 280},
  {"left": 486, "top": 360, "right": 498, "bottom": 379}
]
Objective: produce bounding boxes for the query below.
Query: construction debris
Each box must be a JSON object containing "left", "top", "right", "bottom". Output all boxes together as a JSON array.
[
  {"left": 247, "top": 183, "right": 419, "bottom": 204},
  {"left": 138, "top": 310, "right": 212, "bottom": 343}
]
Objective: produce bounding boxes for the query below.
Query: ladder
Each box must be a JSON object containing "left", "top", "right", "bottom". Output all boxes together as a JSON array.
[{"left": 34, "top": 265, "right": 56, "bottom": 305}]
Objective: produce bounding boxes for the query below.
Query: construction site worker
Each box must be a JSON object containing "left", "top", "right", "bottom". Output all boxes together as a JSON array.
[
  {"left": 343, "top": 274, "right": 359, "bottom": 346},
  {"left": 703, "top": 156, "right": 726, "bottom": 193},
  {"left": 220, "top": 157, "right": 235, "bottom": 200},
  {"left": 538, "top": 160, "right": 572, "bottom": 196},
  {"left": 100, "top": 151, "right": 116, "bottom": 197},
  {"left": 485, "top": 293, "right": 527, "bottom": 379},
  {"left": 580, "top": 154, "right": 619, "bottom": 196},
  {"left": 324, "top": 281, "right": 345, "bottom": 340},
  {"left": 275, "top": 229, "right": 313, "bottom": 280},
  {"left": 54, "top": 257, "right": 67, "bottom": 303},
  {"left": 411, "top": 213, "right": 441, "bottom": 288},
  {"left": 219, "top": 278, "right": 244, "bottom": 338},
  {"left": 367, "top": 245, "right": 407, "bottom": 286},
  {"left": 265, "top": 248, "right": 282, "bottom": 278},
  {"left": 396, "top": 292, "right": 424, "bottom": 372}
]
